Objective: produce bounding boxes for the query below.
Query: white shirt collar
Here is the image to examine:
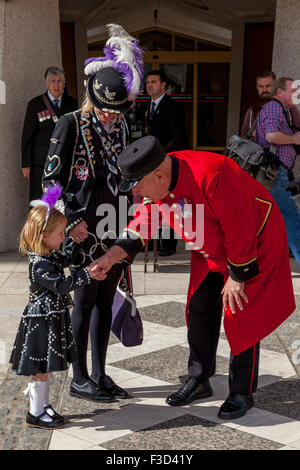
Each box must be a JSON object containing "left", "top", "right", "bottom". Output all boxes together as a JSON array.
[
  {"left": 151, "top": 92, "right": 166, "bottom": 108},
  {"left": 47, "top": 91, "right": 63, "bottom": 107}
]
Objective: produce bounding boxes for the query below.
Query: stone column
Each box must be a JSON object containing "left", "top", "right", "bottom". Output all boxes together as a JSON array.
[
  {"left": 74, "top": 22, "right": 88, "bottom": 105},
  {"left": 272, "top": 0, "right": 300, "bottom": 79},
  {"left": 226, "top": 23, "right": 245, "bottom": 141},
  {"left": 272, "top": 0, "right": 300, "bottom": 208},
  {"left": 0, "top": 0, "right": 62, "bottom": 252}
]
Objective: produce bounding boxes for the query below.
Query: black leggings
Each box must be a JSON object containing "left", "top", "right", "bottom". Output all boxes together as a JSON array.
[{"left": 71, "top": 264, "right": 122, "bottom": 385}]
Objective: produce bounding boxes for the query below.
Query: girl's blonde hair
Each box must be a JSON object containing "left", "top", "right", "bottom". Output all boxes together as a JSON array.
[{"left": 19, "top": 206, "right": 66, "bottom": 256}]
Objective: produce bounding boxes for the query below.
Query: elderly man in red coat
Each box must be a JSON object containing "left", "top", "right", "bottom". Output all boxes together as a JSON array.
[{"left": 91, "top": 136, "right": 295, "bottom": 420}]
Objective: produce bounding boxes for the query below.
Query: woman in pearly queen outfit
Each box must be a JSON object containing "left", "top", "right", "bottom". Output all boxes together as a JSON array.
[{"left": 43, "top": 24, "right": 144, "bottom": 402}]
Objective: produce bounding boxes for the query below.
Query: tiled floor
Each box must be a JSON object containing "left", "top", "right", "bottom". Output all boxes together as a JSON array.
[
  {"left": 49, "top": 298, "right": 300, "bottom": 451},
  {"left": 1, "top": 249, "right": 299, "bottom": 451}
]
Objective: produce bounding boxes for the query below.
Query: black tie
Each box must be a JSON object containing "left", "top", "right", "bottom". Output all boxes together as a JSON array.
[
  {"left": 150, "top": 101, "right": 156, "bottom": 117},
  {"left": 53, "top": 99, "right": 60, "bottom": 115}
]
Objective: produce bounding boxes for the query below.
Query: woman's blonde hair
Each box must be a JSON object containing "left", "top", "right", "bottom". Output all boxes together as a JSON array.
[
  {"left": 81, "top": 93, "right": 123, "bottom": 122},
  {"left": 81, "top": 94, "right": 94, "bottom": 114},
  {"left": 19, "top": 206, "right": 66, "bottom": 256}
]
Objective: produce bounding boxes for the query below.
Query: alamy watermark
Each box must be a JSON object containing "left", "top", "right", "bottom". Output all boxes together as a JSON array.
[{"left": 94, "top": 197, "right": 205, "bottom": 249}]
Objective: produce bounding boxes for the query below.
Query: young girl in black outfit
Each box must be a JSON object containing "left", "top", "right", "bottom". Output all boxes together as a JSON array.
[{"left": 9, "top": 189, "right": 104, "bottom": 429}]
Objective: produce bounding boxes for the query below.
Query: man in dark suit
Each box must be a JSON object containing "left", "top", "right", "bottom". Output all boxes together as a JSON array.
[
  {"left": 144, "top": 70, "right": 187, "bottom": 255},
  {"left": 21, "top": 66, "right": 78, "bottom": 201}
]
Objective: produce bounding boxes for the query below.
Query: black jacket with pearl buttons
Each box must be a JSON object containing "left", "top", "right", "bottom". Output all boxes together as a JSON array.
[{"left": 26, "top": 239, "right": 90, "bottom": 317}]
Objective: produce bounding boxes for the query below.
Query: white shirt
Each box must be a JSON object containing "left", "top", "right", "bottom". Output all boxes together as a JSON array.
[
  {"left": 151, "top": 92, "right": 166, "bottom": 111},
  {"left": 47, "top": 91, "right": 63, "bottom": 108}
]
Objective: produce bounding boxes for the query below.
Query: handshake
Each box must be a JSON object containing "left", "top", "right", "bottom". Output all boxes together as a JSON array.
[
  {"left": 286, "top": 177, "right": 300, "bottom": 196},
  {"left": 85, "top": 254, "right": 112, "bottom": 281}
]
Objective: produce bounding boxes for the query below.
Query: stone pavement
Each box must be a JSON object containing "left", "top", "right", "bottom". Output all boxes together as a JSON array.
[{"left": 0, "top": 244, "right": 300, "bottom": 451}]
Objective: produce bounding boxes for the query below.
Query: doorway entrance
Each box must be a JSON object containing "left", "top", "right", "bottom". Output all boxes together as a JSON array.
[
  {"left": 136, "top": 29, "right": 230, "bottom": 151},
  {"left": 88, "top": 28, "right": 231, "bottom": 151}
]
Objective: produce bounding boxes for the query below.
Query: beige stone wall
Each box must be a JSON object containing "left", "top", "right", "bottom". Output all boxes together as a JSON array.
[
  {"left": 74, "top": 22, "right": 88, "bottom": 106},
  {"left": 0, "top": 0, "right": 62, "bottom": 252},
  {"left": 226, "top": 23, "right": 245, "bottom": 141},
  {"left": 272, "top": 0, "right": 300, "bottom": 79}
]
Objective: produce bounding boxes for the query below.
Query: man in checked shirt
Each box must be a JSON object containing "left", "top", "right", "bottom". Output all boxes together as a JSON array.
[{"left": 255, "top": 77, "right": 300, "bottom": 263}]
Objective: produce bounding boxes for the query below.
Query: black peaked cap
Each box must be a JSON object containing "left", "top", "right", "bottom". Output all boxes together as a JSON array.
[{"left": 118, "top": 136, "right": 166, "bottom": 192}]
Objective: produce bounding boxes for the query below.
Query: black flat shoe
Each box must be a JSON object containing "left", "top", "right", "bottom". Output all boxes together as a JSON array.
[
  {"left": 97, "top": 375, "right": 131, "bottom": 399},
  {"left": 70, "top": 379, "right": 115, "bottom": 402},
  {"left": 218, "top": 393, "right": 254, "bottom": 420},
  {"left": 26, "top": 411, "right": 64, "bottom": 430},
  {"left": 166, "top": 378, "right": 213, "bottom": 406},
  {"left": 44, "top": 405, "right": 64, "bottom": 422}
]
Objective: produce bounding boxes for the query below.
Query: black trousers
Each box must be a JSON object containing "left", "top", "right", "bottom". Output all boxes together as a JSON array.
[
  {"left": 188, "top": 271, "right": 260, "bottom": 395},
  {"left": 71, "top": 263, "right": 122, "bottom": 385},
  {"left": 160, "top": 227, "right": 178, "bottom": 253},
  {"left": 29, "top": 165, "right": 44, "bottom": 201}
]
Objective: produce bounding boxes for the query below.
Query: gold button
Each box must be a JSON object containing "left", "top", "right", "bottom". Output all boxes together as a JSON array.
[
  {"left": 169, "top": 194, "right": 175, "bottom": 198},
  {"left": 172, "top": 204, "right": 177, "bottom": 209},
  {"left": 204, "top": 254, "right": 209, "bottom": 258},
  {"left": 200, "top": 250, "right": 205, "bottom": 254},
  {"left": 179, "top": 223, "right": 183, "bottom": 228}
]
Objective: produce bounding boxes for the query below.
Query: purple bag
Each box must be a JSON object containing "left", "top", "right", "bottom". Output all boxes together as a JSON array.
[{"left": 111, "top": 266, "right": 143, "bottom": 347}]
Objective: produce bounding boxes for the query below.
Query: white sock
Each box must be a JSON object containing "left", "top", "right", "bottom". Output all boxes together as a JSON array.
[
  {"left": 24, "top": 381, "right": 52, "bottom": 423},
  {"left": 42, "top": 376, "right": 55, "bottom": 416}
]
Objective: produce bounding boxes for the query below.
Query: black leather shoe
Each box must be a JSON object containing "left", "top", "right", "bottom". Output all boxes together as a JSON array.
[
  {"left": 26, "top": 411, "right": 64, "bottom": 429},
  {"left": 218, "top": 393, "right": 254, "bottom": 420},
  {"left": 166, "top": 378, "right": 213, "bottom": 406},
  {"left": 70, "top": 379, "right": 115, "bottom": 402},
  {"left": 98, "top": 375, "right": 131, "bottom": 399},
  {"left": 44, "top": 405, "right": 65, "bottom": 423}
]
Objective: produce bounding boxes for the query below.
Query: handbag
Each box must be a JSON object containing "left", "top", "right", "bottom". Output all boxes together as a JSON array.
[{"left": 111, "top": 265, "right": 143, "bottom": 347}]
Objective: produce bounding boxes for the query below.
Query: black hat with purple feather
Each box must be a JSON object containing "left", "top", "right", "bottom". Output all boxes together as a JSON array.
[{"left": 84, "top": 24, "right": 144, "bottom": 114}]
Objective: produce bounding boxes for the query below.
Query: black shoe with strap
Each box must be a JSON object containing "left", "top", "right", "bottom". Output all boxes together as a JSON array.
[
  {"left": 70, "top": 378, "right": 116, "bottom": 402},
  {"left": 44, "top": 405, "right": 65, "bottom": 422},
  {"left": 96, "top": 375, "right": 131, "bottom": 399},
  {"left": 166, "top": 378, "right": 213, "bottom": 406},
  {"left": 26, "top": 411, "right": 64, "bottom": 430},
  {"left": 218, "top": 393, "right": 254, "bottom": 420}
]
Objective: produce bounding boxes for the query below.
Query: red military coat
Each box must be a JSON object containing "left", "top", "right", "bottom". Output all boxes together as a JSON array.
[{"left": 117, "top": 150, "right": 295, "bottom": 355}]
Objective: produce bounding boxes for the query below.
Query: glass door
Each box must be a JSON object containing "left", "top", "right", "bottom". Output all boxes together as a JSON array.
[
  {"left": 159, "top": 63, "right": 194, "bottom": 149},
  {"left": 197, "top": 63, "right": 230, "bottom": 151}
]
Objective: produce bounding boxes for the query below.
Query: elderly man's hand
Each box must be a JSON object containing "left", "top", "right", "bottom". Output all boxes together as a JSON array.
[
  {"left": 70, "top": 221, "right": 88, "bottom": 243},
  {"left": 222, "top": 277, "right": 248, "bottom": 314},
  {"left": 22, "top": 167, "right": 31, "bottom": 179},
  {"left": 85, "top": 264, "right": 107, "bottom": 281},
  {"left": 90, "top": 253, "right": 113, "bottom": 276}
]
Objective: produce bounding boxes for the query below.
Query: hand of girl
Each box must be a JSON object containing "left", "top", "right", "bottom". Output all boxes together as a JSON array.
[{"left": 86, "top": 264, "right": 107, "bottom": 281}]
